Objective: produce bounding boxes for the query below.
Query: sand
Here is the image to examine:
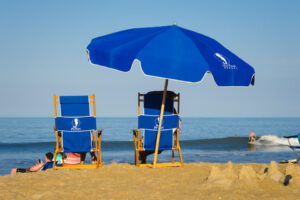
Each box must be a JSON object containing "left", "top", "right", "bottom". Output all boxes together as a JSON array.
[{"left": 0, "top": 161, "right": 300, "bottom": 200}]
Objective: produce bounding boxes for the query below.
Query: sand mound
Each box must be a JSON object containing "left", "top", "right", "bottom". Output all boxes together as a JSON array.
[
  {"left": 239, "top": 165, "right": 257, "bottom": 180},
  {"left": 206, "top": 161, "right": 288, "bottom": 189},
  {"left": 206, "top": 161, "right": 237, "bottom": 187},
  {"left": 267, "top": 161, "right": 284, "bottom": 183},
  {"left": 238, "top": 165, "right": 259, "bottom": 187}
]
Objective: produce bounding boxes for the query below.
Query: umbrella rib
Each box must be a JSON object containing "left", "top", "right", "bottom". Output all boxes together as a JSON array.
[
  {"left": 177, "top": 27, "right": 214, "bottom": 67},
  {"left": 111, "top": 27, "right": 171, "bottom": 62}
]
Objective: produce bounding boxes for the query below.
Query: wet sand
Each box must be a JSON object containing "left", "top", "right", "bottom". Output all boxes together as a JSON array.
[{"left": 1, "top": 161, "right": 300, "bottom": 200}]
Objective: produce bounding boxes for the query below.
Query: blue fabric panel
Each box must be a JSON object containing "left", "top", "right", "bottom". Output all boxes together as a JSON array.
[
  {"left": 139, "top": 91, "right": 177, "bottom": 151},
  {"left": 298, "top": 134, "right": 300, "bottom": 144},
  {"left": 138, "top": 115, "right": 179, "bottom": 130},
  {"left": 60, "top": 96, "right": 90, "bottom": 116},
  {"left": 284, "top": 135, "right": 299, "bottom": 138},
  {"left": 179, "top": 27, "right": 255, "bottom": 86},
  {"left": 87, "top": 26, "right": 170, "bottom": 72},
  {"left": 55, "top": 117, "right": 96, "bottom": 131},
  {"left": 144, "top": 130, "right": 173, "bottom": 150},
  {"left": 136, "top": 26, "right": 208, "bottom": 83},
  {"left": 60, "top": 96, "right": 89, "bottom": 104},
  {"left": 87, "top": 25, "right": 255, "bottom": 86},
  {"left": 62, "top": 131, "right": 92, "bottom": 153},
  {"left": 144, "top": 91, "right": 174, "bottom": 115},
  {"left": 290, "top": 146, "right": 300, "bottom": 149}
]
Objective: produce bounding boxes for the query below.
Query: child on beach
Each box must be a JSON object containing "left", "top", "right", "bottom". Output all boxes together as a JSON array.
[{"left": 10, "top": 152, "right": 54, "bottom": 174}]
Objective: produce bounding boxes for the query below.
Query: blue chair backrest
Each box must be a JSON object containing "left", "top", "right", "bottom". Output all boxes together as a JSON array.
[
  {"left": 144, "top": 91, "right": 175, "bottom": 115},
  {"left": 140, "top": 91, "right": 179, "bottom": 151},
  {"left": 60, "top": 96, "right": 90, "bottom": 116},
  {"left": 55, "top": 95, "right": 95, "bottom": 152}
]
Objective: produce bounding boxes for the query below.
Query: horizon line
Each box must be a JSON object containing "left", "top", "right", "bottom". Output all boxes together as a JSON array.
[{"left": 1, "top": 116, "right": 300, "bottom": 118}]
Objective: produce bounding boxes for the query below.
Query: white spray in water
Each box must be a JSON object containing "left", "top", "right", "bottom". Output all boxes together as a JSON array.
[{"left": 256, "top": 135, "right": 300, "bottom": 146}]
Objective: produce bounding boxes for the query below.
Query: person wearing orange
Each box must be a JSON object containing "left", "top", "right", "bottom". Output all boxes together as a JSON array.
[{"left": 249, "top": 131, "right": 256, "bottom": 142}]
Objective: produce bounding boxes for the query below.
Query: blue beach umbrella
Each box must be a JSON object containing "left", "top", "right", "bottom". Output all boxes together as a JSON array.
[{"left": 86, "top": 25, "right": 255, "bottom": 167}]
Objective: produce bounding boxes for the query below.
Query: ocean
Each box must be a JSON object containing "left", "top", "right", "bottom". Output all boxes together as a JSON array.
[{"left": 1, "top": 117, "right": 300, "bottom": 175}]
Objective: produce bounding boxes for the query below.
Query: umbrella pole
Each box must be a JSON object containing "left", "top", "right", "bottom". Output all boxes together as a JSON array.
[{"left": 153, "top": 79, "right": 169, "bottom": 168}]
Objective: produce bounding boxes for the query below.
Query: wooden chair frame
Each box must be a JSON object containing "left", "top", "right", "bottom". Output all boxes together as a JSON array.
[
  {"left": 133, "top": 92, "right": 183, "bottom": 167},
  {"left": 53, "top": 94, "right": 102, "bottom": 169}
]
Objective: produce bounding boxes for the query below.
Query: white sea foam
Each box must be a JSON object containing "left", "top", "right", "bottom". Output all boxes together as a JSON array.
[{"left": 256, "top": 135, "right": 300, "bottom": 146}]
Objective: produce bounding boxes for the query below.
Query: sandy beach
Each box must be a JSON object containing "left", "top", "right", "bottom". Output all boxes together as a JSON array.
[{"left": 0, "top": 161, "right": 299, "bottom": 200}]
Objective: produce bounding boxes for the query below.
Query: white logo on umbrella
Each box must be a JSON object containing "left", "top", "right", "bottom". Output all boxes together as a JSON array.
[
  {"left": 215, "top": 53, "right": 228, "bottom": 65},
  {"left": 214, "top": 53, "right": 237, "bottom": 70}
]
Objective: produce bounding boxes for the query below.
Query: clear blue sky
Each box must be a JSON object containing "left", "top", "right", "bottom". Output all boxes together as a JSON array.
[{"left": 0, "top": 0, "right": 299, "bottom": 117}]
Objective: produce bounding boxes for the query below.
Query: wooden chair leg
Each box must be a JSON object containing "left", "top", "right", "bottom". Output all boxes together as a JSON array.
[
  {"left": 53, "top": 151, "right": 57, "bottom": 170},
  {"left": 172, "top": 150, "right": 175, "bottom": 164},
  {"left": 178, "top": 147, "right": 183, "bottom": 166},
  {"left": 133, "top": 131, "right": 140, "bottom": 166}
]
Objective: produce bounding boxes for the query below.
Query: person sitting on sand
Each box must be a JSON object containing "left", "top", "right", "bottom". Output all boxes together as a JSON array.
[
  {"left": 139, "top": 150, "right": 163, "bottom": 164},
  {"left": 64, "top": 152, "right": 81, "bottom": 165},
  {"left": 10, "top": 152, "right": 54, "bottom": 174},
  {"left": 249, "top": 131, "right": 256, "bottom": 142}
]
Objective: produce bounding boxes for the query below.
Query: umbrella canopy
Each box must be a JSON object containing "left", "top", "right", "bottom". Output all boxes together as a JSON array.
[
  {"left": 87, "top": 25, "right": 255, "bottom": 86},
  {"left": 86, "top": 25, "right": 255, "bottom": 167}
]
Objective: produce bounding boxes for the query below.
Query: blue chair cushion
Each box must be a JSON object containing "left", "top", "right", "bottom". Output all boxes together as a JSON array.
[
  {"left": 62, "top": 131, "right": 92, "bottom": 153},
  {"left": 144, "top": 130, "right": 173, "bottom": 150}
]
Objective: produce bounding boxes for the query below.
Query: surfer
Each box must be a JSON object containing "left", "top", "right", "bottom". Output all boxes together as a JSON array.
[{"left": 249, "top": 131, "right": 256, "bottom": 142}]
